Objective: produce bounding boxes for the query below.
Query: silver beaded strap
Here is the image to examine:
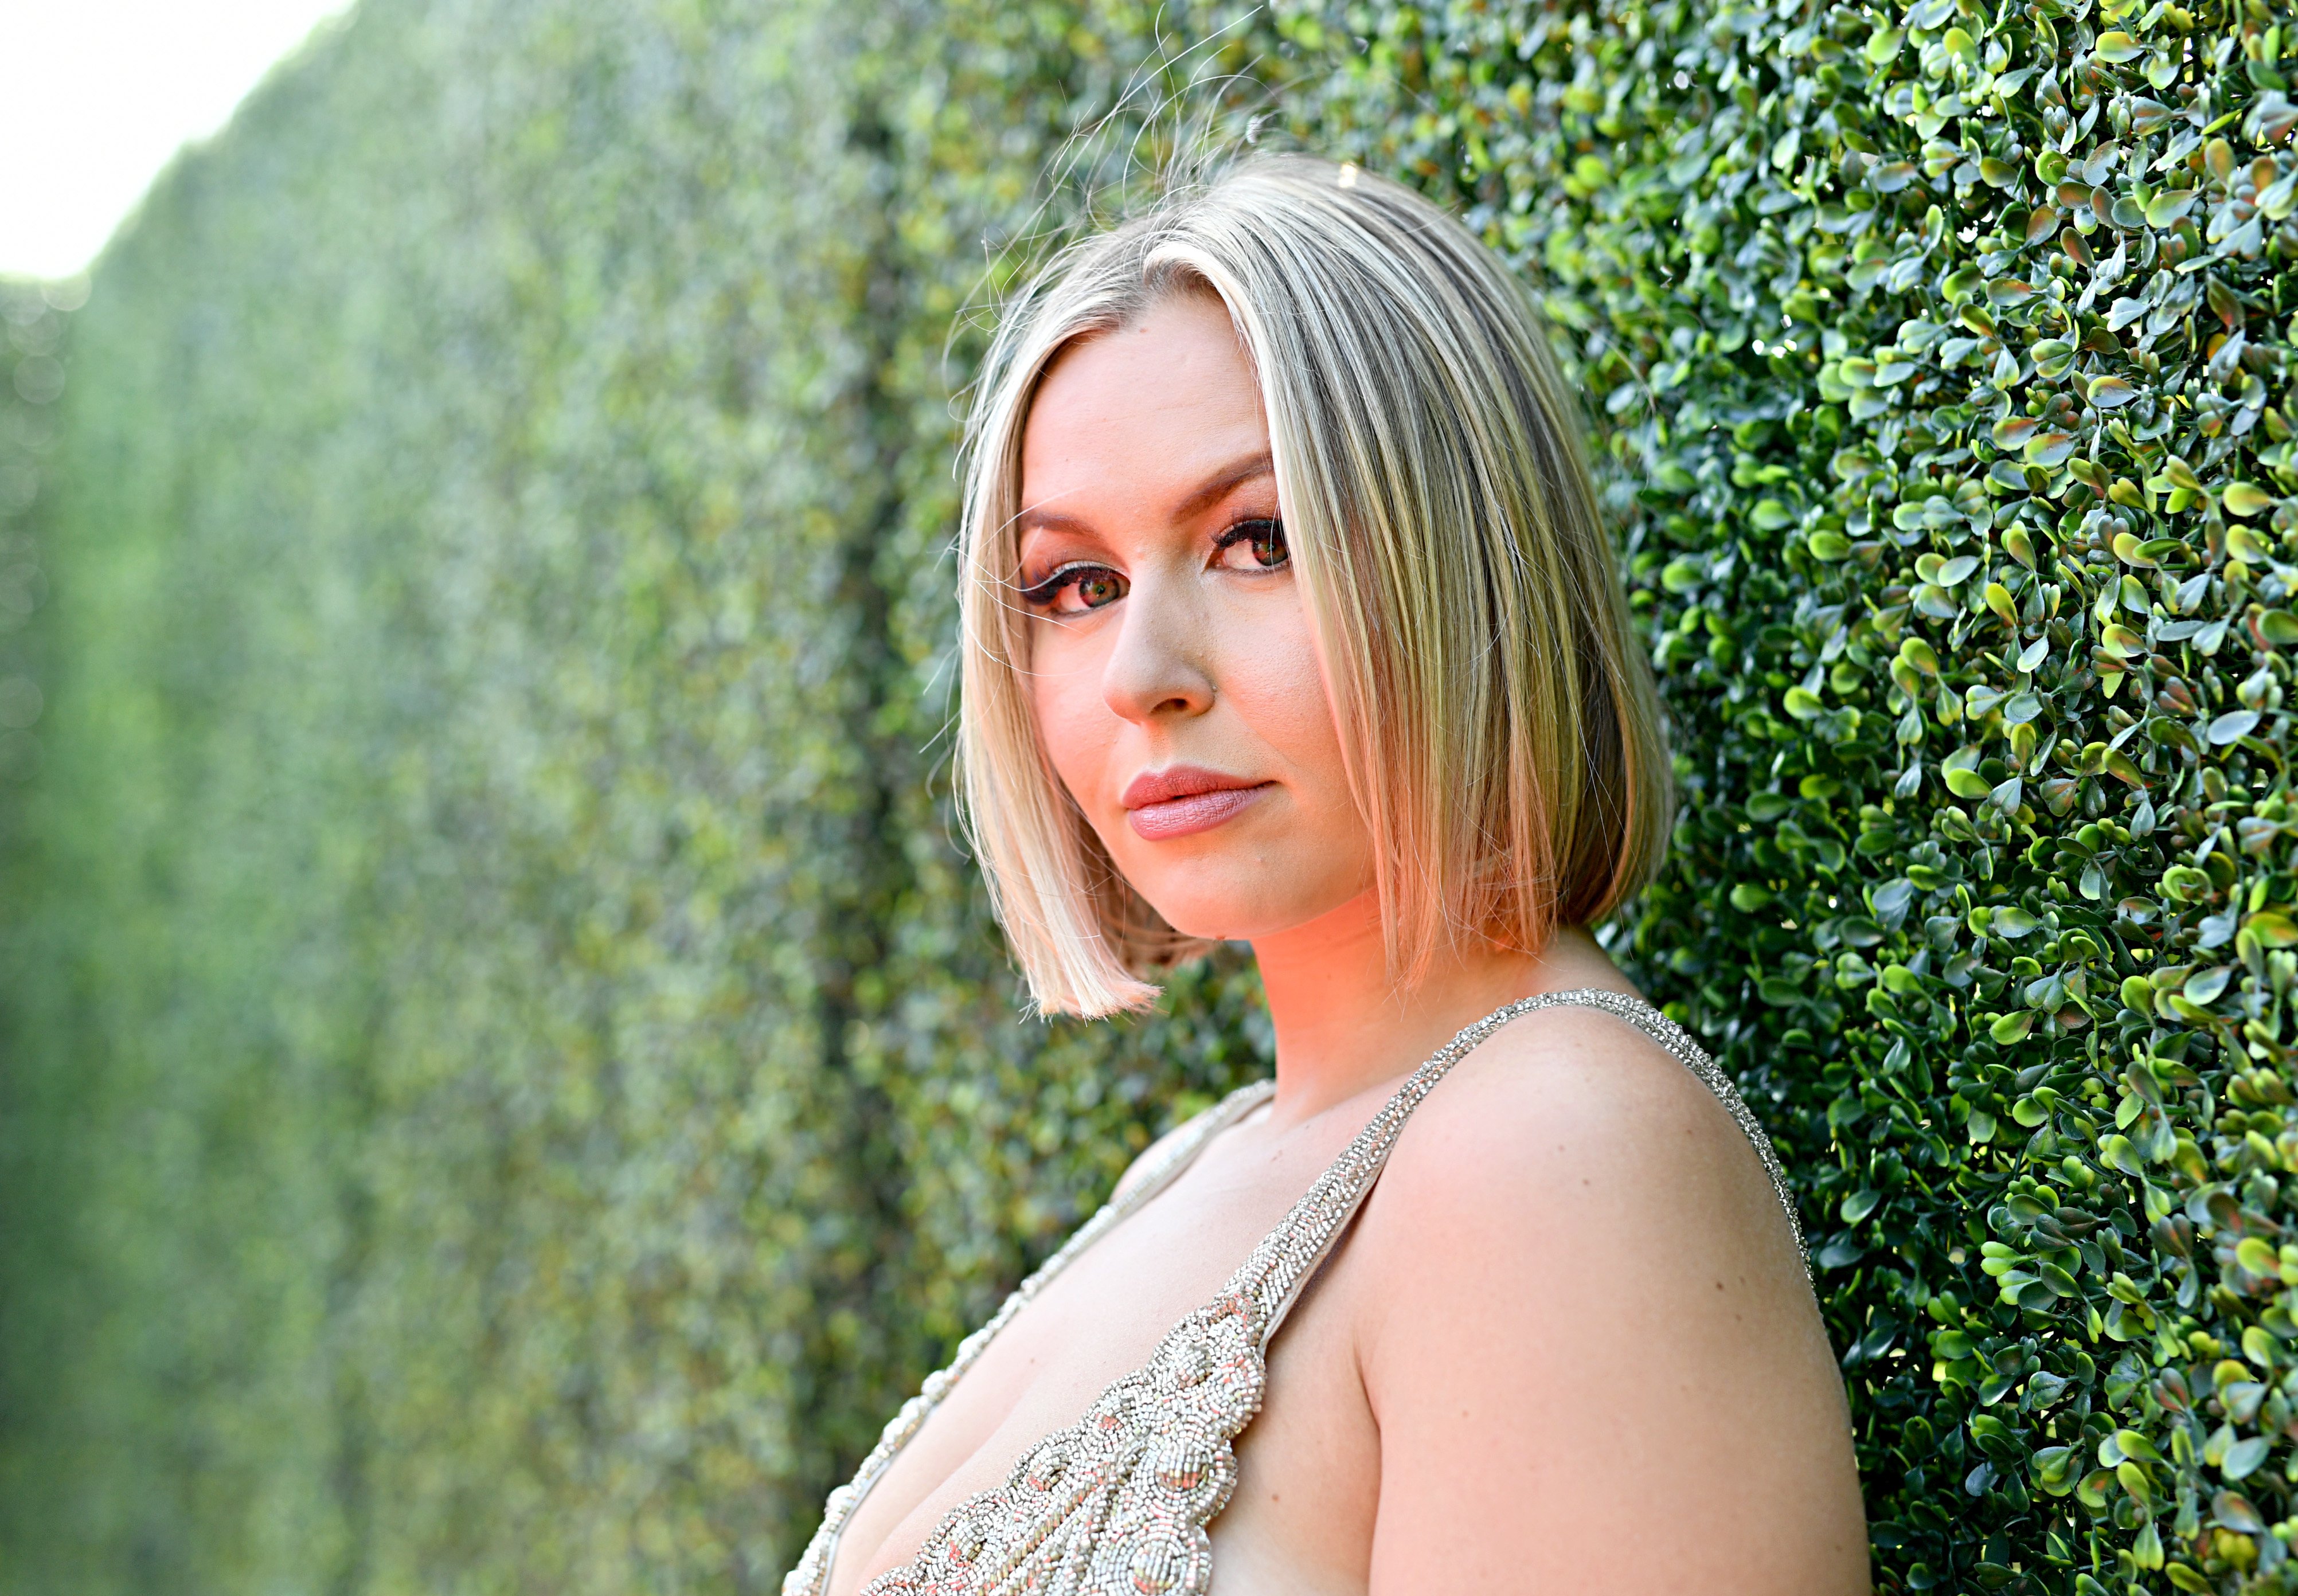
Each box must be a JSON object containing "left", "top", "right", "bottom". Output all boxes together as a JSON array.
[
  {"left": 1223, "top": 988, "right": 1807, "bottom": 1347},
  {"left": 780, "top": 1076, "right": 1276, "bottom": 1596}
]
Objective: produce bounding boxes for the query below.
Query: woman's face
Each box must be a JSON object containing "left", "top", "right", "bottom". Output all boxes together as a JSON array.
[{"left": 1014, "top": 291, "right": 1374, "bottom": 943}]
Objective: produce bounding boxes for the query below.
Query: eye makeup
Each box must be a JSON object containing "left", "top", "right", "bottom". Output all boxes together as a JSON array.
[
  {"left": 1016, "top": 514, "right": 1287, "bottom": 615},
  {"left": 1211, "top": 516, "right": 1287, "bottom": 570},
  {"left": 1017, "top": 561, "right": 1127, "bottom": 612}
]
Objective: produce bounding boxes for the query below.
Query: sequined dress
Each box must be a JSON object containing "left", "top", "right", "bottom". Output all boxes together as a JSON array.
[{"left": 784, "top": 988, "right": 1804, "bottom": 1596}]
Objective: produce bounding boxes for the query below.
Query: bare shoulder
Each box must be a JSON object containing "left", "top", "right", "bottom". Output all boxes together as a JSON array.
[
  {"left": 1367, "top": 998, "right": 1801, "bottom": 1282},
  {"left": 1345, "top": 999, "right": 1869, "bottom": 1595}
]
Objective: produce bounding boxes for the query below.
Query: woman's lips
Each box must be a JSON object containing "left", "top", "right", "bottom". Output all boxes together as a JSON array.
[
  {"left": 1120, "top": 766, "right": 1275, "bottom": 841},
  {"left": 1127, "top": 784, "right": 1272, "bottom": 840}
]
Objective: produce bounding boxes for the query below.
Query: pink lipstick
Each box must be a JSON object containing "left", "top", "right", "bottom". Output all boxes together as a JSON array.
[{"left": 1121, "top": 765, "right": 1274, "bottom": 841}]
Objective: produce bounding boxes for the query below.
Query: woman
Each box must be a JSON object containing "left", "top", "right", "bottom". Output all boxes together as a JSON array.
[{"left": 787, "top": 155, "right": 1867, "bottom": 1596}]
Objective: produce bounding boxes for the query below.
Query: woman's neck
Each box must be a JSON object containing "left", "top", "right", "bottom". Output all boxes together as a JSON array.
[{"left": 1246, "top": 892, "right": 1632, "bottom": 1128}]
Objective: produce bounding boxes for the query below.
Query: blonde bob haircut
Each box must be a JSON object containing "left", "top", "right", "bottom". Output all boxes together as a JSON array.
[{"left": 958, "top": 154, "right": 1672, "bottom": 1018}]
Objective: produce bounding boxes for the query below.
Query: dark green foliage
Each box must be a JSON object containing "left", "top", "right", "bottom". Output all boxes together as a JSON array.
[
  {"left": 1272, "top": 0, "right": 2298, "bottom": 1589},
  {"left": 0, "top": 3, "right": 1271, "bottom": 1591}
]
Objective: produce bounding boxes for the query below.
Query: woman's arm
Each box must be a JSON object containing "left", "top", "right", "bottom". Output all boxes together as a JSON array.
[{"left": 1352, "top": 1007, "right": 1870, "bottom": 1594}]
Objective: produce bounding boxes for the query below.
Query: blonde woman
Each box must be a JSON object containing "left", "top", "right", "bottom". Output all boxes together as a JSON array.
[{"left": 787, "top": 156, "right": 1868, "bottom": 1596}]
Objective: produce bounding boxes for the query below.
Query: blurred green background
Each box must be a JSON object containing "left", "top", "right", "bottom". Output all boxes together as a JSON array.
[
  {"left": 0, "top": 5, "right": 1281, "bottom": 1588},
  {"left": 14, "top": 1, "right": 2298, "bottom": 1593}
]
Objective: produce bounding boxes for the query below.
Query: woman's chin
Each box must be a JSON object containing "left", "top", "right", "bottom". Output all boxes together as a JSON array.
[
  {"left": 1133, "top": 877, "right": 1371, "bottom": 948},
  {"left": 1133, "top": 889, "right": 1279, "bottom": 946}
]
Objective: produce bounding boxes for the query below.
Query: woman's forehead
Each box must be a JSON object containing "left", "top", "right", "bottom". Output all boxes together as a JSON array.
[
  {"left": 1019, "top": 299, "right": 1269, "bottom": 525},
  {"left": 1029, "top": 296, "right": 1256, "bottom": 436}
]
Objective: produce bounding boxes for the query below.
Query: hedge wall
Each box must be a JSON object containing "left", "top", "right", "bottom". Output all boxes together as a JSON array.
[
  {"left": 18, "top": 0, "right": 2298, "bottom": 1593},
  {"left": 0, "top": 5, "right": 1272, "bottom": 1591}
]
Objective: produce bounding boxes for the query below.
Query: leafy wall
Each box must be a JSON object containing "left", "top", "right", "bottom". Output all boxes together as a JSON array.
[
  {"left": 0, "top": 4, "right": 1271, "bottom": 1591},
  {"left": 18, "top": 0, "right": 2298, "bottom": 1593}
]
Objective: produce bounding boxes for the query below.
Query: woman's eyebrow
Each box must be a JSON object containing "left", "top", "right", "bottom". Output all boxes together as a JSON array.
[
  {"left": 1168, "top": 451, "right": 1274, "bottom": 522},
  {"left": 1013, "top": 505, "right": 1092, "bottom": 539},
  {"left": 1014, "top": 452, "right": 1273, "bottom": 541}
]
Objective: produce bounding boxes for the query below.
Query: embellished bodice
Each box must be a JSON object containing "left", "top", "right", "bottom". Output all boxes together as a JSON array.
[{"left": 783, "top": 989, "right": 1803, "bottom": 1596}]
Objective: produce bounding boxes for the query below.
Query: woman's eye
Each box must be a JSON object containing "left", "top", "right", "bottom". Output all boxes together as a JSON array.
[
  {"left": 1020, "top": 564, "right": 1128, "bottom": 614},
  {"left": 1215, "top": 518, "right": 1288, "bottom": 572}
]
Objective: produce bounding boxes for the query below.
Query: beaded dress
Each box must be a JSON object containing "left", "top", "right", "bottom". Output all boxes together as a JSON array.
[{"left": 784, "top": 988, "right": 1803, "bottom": 1596}]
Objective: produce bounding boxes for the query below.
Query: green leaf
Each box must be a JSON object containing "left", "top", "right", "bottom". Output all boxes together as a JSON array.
[
  {"left": 2247, "top": 911, "right": 2298, "bottom": 947},
  {"left": 2209, "top": 709, "right": 2260, "bottom": 744},
  {"left": 2144, "top": 189, "right": 2200, "bottom": 228},
  {"left": 2225, "top": 482, "right": 2277, "bottom": 517},
  {"left": 2215, "top": 1491, "right": 2268, "bottom": 1534},
  {"left": 1913, "top": 582, "right": 1958, "bottom": 619},
  {"left": 2101, "top": 1134, "right": 2147, "bottom": 1176},
  {"left": 2031, "top": 340, "right": 2075, "bottom": 379},
  {"left": 2222, "top": 1435, "right": 2272, "bottom": 1480},
  {"left": 2116, "top": 1427, "right": 2164, "bottom": 1464},
  {"left": 2184, "top": 965, "right": 2233, "bottom": 1005},
  {"left": 2025, "top": 430, "right": 2077, "bottom": 468}
]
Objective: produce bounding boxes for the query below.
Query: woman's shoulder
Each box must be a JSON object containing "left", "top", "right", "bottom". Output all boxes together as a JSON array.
[
  {"left": 1345, "top": 992, "right": 1814, "bottom": 1355},
  {"left": 1365, "top": 993, "right": 1798, "bottom": 1281},
  {"left": 1336, "top": 996, "right": 1867, "bottom": 1591}
]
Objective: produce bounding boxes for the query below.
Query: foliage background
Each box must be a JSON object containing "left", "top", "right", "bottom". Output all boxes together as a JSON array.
[{"left": 15, "top": 0, "right": 2298, "bottom": 1593}]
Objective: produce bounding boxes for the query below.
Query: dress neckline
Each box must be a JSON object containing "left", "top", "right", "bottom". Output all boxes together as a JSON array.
[{"left": 787, "top": 987, "right": 1801, "bottom": 1596}]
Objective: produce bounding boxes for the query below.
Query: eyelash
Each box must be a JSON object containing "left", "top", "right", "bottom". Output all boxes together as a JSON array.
[
  {"left": 1018, "top": 517, "right": 1288, "bottom": 613},
  {"left": 1213, "top": 518, "right": 1288, "bottom": 568},
  {"left": 1016, "top": 562, "right": 1116, "bottom": 610}
]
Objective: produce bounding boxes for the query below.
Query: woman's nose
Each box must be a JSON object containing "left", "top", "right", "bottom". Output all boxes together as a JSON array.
[{"left": 1100, "top": 573, "right": 1216, "bottom": 724}]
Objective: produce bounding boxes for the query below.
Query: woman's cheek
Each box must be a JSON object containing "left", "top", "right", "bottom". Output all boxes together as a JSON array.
[
  {"left": 1225, "top": 604, "right": 1343, "bottom": 793},
  {"left": 1030, "top": 649, "right": 1121, "bottom": 819}
]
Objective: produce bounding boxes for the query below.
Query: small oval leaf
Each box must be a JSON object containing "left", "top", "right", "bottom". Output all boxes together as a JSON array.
[
  {"left": 2225, "top": 482, "right": 2278, "bottom": 518},
  {"left": 2210, "top": 710, "right": 2261, "bottom": 745}
]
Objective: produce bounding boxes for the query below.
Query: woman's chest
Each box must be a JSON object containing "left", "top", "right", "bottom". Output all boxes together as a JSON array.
[{"left": 822, "top": 1144, "right": 1382, "bottom": 1596}]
